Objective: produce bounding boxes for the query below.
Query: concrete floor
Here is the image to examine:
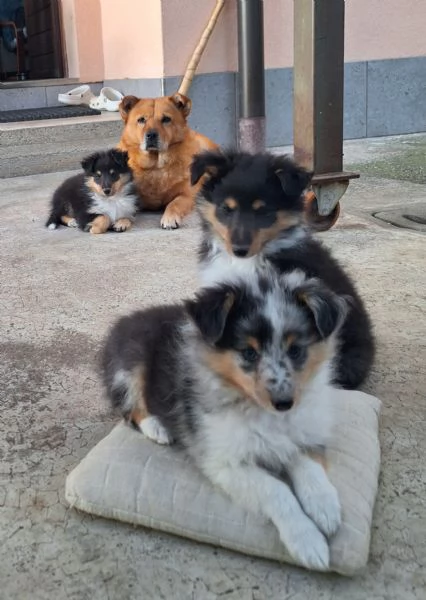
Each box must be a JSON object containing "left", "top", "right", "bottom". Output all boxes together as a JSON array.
[{"left": 0, "top": 134, "right": 425, "bottom": 599}]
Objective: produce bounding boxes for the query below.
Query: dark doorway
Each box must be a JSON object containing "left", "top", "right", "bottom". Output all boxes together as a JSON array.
[{"left": 0, "top": 0, "right": 64, "bottom": 81}]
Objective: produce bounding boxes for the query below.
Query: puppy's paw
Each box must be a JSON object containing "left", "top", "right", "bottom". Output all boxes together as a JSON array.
[
  {"left": 300, "top": 480, "right": 341, "bottom": 538},
  {"left": 113, "top": 218, "right": 133, "bottom": 232},
  {"left": 138, "top": 416, "right": 173, "bottom": 445},
  {"left": 67, "top": 218, "right": 78, "bottom": 228},
  {"left": 292, "top": 459, "right": 341, "bottom": 537},
  {"left": 278, "top": 513, "right": 330, "bottom": 570},
  {"left": 89, "top": 215, "right": 110, "bottom": 235},
  {"left": 90, "top": 225, "right": 106, "bottom": 235},
  {"left": 47, "top": 223, "right": 57, "bottom": 230},
  {"left": 160, "top": 209, "right": 181, "bottom": 230}
]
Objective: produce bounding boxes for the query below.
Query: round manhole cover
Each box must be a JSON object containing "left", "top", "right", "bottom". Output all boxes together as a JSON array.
[{"left": 373, "top": 204, "right": 426, "bottom": 232}]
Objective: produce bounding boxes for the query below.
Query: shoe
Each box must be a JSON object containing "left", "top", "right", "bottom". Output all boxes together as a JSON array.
[
  {"left": 58, "top": 85, "right": 95, "bottom": 106},
  {"left": 89, "top": 87, "right": 124, "bottom": 112}
]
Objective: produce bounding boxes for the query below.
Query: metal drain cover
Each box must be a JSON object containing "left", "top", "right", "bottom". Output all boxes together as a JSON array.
[{"left": 373, "top": 204, "right": 426, "bottom": 232}]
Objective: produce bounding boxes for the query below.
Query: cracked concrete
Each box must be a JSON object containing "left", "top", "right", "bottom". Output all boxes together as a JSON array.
[{"left": 0, "top": 134, "right": 425, "bottom": 599}]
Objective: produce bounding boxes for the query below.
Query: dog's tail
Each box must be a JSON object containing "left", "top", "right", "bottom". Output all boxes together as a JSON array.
[
  {"left": 45, "top": 212, "right": 60, "bottom": 229},
  {"left": 46, "top": 211, "right": 77, "bottom": 230}
]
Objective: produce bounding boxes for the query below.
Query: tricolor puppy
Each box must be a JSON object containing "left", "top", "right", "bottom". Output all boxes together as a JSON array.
[
  {"left": 101, "top": 269, "right": 348, "bottom": 570},
  {"left": 191, "top": 150, "right": 375, "bottom": 390},
  {"left": 118, "top": 93, "right": 217, "bottom": 229},
  {"left": 46, "top": 149, "right": 137, "bottom": 234}
]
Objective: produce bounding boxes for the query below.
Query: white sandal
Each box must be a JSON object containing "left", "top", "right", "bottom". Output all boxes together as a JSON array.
[
  {"left": 58, "top": 85, "right": 95, "bottom": 106},
  {"left": 89, "top": 87, "right": 124, "bottom": 112}
]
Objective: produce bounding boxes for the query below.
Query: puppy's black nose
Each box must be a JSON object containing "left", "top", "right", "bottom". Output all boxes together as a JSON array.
[
  {"left": 103, "top": 188, "right": 111, "bottom": 196},
  {"left": 273, "top": 398, "right": 294, "bottom": 411},
  {"left": 232, "top": 245, "right": 249, "bottom": 258}
]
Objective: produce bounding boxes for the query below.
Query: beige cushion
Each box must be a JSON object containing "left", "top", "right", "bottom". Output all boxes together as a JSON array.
[{"left": 65, "top": 389, "right": 381, "bottom": 576}]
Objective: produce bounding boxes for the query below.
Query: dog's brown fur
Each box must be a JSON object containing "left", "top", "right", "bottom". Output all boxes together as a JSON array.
[{"left": 118, "top": 93, "right": 217, "bottom": 229}]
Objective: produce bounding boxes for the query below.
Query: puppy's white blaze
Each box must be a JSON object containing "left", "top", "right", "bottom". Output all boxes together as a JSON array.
[
  {"left": 88, "top": 182, "right": 137, "bottom": 223},
  {"left": 47, "top": 223, "right": 57, "bottom": 230}
]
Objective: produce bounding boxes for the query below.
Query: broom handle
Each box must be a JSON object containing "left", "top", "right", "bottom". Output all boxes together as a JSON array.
[{"left": 178, "top": 0, "right": 226, "bottom": 97}]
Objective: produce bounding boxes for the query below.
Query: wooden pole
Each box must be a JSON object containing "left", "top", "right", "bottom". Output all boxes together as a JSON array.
[{"left": 178, "top": 0, "right": 226, "bottom": 97}]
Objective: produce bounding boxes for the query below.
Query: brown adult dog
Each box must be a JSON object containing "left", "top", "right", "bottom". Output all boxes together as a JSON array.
[{"left": 118, "top": 93, "right": 217, "bottom": 229}]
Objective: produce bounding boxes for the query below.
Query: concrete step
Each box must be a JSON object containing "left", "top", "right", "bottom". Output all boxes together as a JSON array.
[{"left": 0, "top": 113, "right": 123, "bottom": 178}]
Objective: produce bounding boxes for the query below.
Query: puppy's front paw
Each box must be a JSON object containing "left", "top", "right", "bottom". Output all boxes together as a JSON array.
[
  {"left": 138, "top": 416, "right": 173, "bottom": 445},
  {"left": 67, "top": 218, "right": 78, "bottom": 228},
  {"left": 89, "top": 215, "right": 111, "bottom": 235},
  {"left": 300, "top": 480, "right": 341, "bottom": 538},
  {"left": 160, "top": 208, "right": 181, "bottom": 230},
  {"left": 277, "top": 513, "right": 330, "bottom": 570},
  {"left": 113, "top": 218, "right": 133, "bottom": 232},
  {"left": 291, "top": 459, "right": 341, "bottom": 537}
]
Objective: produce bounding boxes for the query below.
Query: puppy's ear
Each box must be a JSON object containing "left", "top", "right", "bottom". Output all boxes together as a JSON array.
[
  {"left": 169, "top": 92, "right": 192, "bottom": 118},
  {"left": 186, "top": 287, "right": 235, "bottom": 344},
  {"left": 273, "top": 157, "right": 313, "bottom": 197},
  {"left": 81, "top": 152, "right": 100, "bottom": 174},
  {"left": 119, "top": 95, "right": 140, "bottom": 121},
  {"left": 295, "top": 280, "right": 348, "bottom": 339},
  {"left": 190, "top": 150, "right": 233, "bottom": 186},
  {"left": 110, "top": 149, "right": 129, "bottom": 169}
]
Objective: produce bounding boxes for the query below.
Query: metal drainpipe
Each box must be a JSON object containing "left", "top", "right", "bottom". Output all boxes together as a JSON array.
[{"left": 237, "top": 0, "right": 266, "bottom": 152}]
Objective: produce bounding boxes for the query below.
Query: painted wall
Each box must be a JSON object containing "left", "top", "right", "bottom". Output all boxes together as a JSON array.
[
  {"left": 60, "top": 0, "right": 103, "bottom": 80},
  {"left": 60, "top": 0, "right": 163, "bottom": 81},
  {"left": 162, "top": 0, "right": 426, "bottom": 76},
  {"left": 61, "top": 0, "right": 426, "bottom": 81},
  {"left": 345, "top": 0, "right": 426, "bottom": 62},
  {"left": 100, "top": 0, "right": 164, "bottom": 79}
]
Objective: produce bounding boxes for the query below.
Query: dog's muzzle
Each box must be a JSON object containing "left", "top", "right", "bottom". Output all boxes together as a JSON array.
[{"left": 144, "top": 129, "right": 159, "bottom": 151}]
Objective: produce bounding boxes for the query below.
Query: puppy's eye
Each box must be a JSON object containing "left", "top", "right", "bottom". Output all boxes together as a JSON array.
[
  {"left": 137, "top": 116, "right": 146, "bottom": 124},
  {"left": 288, "top": 344, "right": 305, "bottom": 362},
  {"left": 95, "top": 171, "right": 102, "bottom": 177},
  {"left": 255, "top": 205, "right": 269, "bottom": 216},
  {"left": 161, "top": 115, "right": 171, "bottom": 124},
  {"left": 109, "top": 169, "right": 115, "bottom": 175},
  {"left": 241, "top": 347, "right": 259, "bottom": 363},
  {"left": 220, "top": 203, "right": 235, "bottom": 215}
]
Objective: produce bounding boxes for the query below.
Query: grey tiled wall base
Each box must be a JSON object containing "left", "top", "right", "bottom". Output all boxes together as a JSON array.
[
  {"left": 167, "top": 55, "right": 426, "bottom": 146},
  {"left": 367, "top": 56, "right": 426, "bottom": 137},
  {"left": 104, "top": 78, "right": 163, "bottom": 99},
  {"left": 0, "top": 83, "right": 103, "bottom": 110},
  {"left": 164, "top": 73, "right": 238, "bottom": 147},
  {"left": 2, "top": 55, "right": 424, "bottom": 148},
  {"left": 343, "top": 62, "right": 367, "bottom": 140}
]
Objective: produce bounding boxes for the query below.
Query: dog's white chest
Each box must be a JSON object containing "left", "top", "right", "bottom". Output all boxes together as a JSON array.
[
  {"left": 89, "top": 190, "right": 136, "bottom": 222},
  {"left": 200, "top": 252, "right": 259, "bottom": 287}
]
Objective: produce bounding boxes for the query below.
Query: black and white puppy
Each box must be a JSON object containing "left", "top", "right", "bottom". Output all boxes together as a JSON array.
[
  {"left": 46, "top": 149, "right": 138, "bottom": 234},
  {"left": 101, "top": 268, "right": 348, "bottom": 570},
  {"left": 191, "top": 150, "right": 375, "bottom": 390}
]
